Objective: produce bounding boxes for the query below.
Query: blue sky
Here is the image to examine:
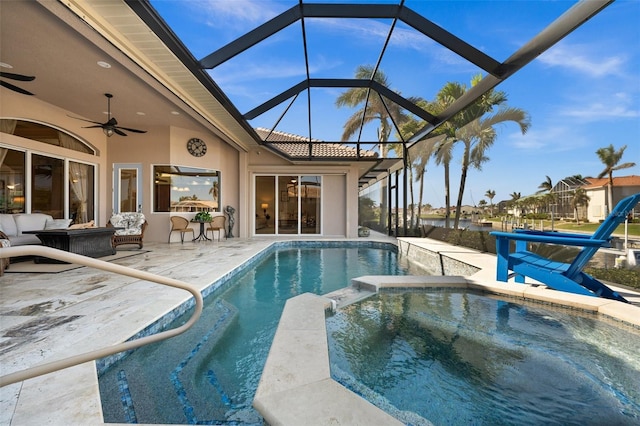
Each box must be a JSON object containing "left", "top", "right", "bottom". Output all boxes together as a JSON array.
[{"left": 151, "top": 0, "right": 640, "bottom": 207}]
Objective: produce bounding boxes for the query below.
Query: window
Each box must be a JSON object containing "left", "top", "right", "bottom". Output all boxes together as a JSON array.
[
  {"left": 0, "top": 148, "right": 25, "bottom": 213},
  {"left": 1, "top": 119, "right": 95, "bottom": 154},
  {"left": 0, "top": 147, "right": 95, "bottom": 220},
  {"left": 153, "top": 165, "right": 220, "bottom": 212},
  {"left": 32, "top": 154, "right": 65, "bottom": 217},
  {"left": 69, "top": 161, "right": 95, "bottom": 223}
]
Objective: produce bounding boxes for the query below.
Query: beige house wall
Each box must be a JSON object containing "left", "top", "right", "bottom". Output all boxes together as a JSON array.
[
  {"left": 586, "top": 189, "right": 607, "bottom": 222},
  {"left": 586, "top": 186, "right": 640, "bottom": 223}
]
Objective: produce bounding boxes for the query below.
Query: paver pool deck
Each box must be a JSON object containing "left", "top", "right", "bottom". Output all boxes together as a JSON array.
[{"left": 1, "top": 236, "right": 638, "bottom": 425}]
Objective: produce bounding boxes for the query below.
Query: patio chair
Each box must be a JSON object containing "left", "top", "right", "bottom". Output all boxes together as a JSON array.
[
  {"left": 206, "top": 215, "right": 226, "bottom": 241},
  {"left": 490, "top": 192, "right": 640, "bottom": 303},
  {"left": 0, "top": 231, "right": 10, "bottom": 275},
  {"left": 168, "top": 216, "right": 194, "bottom": 243},
  {"left": 108, "top": 212, "right": 147, "bottom": 249}
]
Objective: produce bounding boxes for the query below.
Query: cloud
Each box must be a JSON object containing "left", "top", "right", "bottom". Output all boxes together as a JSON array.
[
  {"left": 559, "top": 92, "right": 639, "bottom": 120},
  {"left": 199, "top": 0, "right": 281, "bottom": 26},
  {"left": 507, "top": 126, "right": 588, "bottom": 152},
  {"left": 538, "top": 42, "right": 626, "bottom": 78}
]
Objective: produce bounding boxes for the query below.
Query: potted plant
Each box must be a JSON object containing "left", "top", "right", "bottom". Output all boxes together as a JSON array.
[
  {"left": 194, "top": 211, "right": 212, "bottom": 222},
  {"left": 358, "top": 226, "right": 370, "bottom": 237}
]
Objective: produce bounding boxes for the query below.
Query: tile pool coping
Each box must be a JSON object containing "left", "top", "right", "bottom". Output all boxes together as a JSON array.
[{"left": 253, "top": 238, "right": 640, "bottom": 425}]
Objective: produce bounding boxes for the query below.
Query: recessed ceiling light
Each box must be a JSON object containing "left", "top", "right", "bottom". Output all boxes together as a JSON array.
[
  {"left": 0, "top": 62, "right": 13, "bottom": 69},
  {"left": 171, "top": 111, "right": 180, "bottom": 115},
  {"left": 97, "top": 61, "right": 111, "bottom": 68},
  {"left": 136, "top": 112, "right": 146, "bottom": 116}
]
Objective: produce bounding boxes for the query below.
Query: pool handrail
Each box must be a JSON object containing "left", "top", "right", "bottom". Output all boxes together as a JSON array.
[{"left": 0, "top": 245, "right": 204, "bottom": 387}]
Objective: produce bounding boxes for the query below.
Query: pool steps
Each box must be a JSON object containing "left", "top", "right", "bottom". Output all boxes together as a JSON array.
[{"left": 253, "top": 293, "right": 405, "bottom": 425}]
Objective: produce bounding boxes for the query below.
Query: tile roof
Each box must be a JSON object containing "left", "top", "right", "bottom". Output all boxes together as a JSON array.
[
  {"left": 255, "top": 128, "right": 378, "bottom": 159},
  {"left": 583, "top": 175, "right": 640, "bottom": 188}
]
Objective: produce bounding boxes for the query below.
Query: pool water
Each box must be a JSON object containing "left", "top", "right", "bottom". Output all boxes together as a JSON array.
[
  {"left": 99, "top": 245, "right": 421, "bottom": 424},
  {"left": 326, "top": 291, "right": 640, "bottom": 426}
]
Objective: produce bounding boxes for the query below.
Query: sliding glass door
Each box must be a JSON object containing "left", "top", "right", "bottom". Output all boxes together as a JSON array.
[
  {"left": 255, "top": 174, "right": 321, "bottom": 235},
  {"left": 278, "top": 176, "right": 298, "bottom": 234}
]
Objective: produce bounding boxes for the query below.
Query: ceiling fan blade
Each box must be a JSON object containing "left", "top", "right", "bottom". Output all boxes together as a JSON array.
[
  {"left": 72, "top": 94, "right": 146, "bottom": 136},
  {"left": 82, "top": 125, "right": 105, "bottom": 129},
  {"left": 116, "top": 126, "right": 147, "bottom": 134},
  {"left": 68, "top": 115, "right": 104, "bottom": 125},
  {"left": 0, "top": 71, "right": 35, "bottom": 81},
  {"left": 0, "top": 80, "right": 34, "bottom": 95}
]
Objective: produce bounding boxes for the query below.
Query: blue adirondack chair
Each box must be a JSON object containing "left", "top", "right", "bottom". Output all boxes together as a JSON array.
[{"left": 490, "top": 192, "right": 640, "bottom": 303}]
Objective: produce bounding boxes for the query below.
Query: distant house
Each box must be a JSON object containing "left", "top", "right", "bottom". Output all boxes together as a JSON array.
[
  {"left": 582, "top": 175, "right": 640, "bottom": 222},
  {"left": 550, "top": 176, "right": 590, "bottom": 217}
]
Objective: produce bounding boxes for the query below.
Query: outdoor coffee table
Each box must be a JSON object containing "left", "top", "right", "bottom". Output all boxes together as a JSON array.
[{"left": 23, "top": 227, "right": 118, "bottom": 263}]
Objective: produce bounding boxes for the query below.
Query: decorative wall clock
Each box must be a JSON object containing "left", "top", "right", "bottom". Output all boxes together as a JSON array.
[{"left": 187, "top": 137, "right": 207, "bottom": 157}]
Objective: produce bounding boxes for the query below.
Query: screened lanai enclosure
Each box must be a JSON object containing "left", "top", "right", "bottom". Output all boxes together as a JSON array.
[
  {"left": 129, "top": 0, "right": 615, "bottom": 236},
  {"left": 1, "top": 1, "right": 620, "bottom": 237}
]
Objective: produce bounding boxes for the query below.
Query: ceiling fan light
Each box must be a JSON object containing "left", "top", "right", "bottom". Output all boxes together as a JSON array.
[{"left": 103, "top": 127, "right": 114, "bottom": 137}]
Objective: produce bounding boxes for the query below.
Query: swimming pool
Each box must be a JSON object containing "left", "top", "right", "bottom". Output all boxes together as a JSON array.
[
  {"left": 326, "top": 290, "right": 640, "bottom": 425},
  {"left": 98, "top": 243, "right": 425, "bottom": 424}
]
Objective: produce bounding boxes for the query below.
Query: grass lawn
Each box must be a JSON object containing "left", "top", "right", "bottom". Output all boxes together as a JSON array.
[{"left": 475, "top": 217, "right": 640, "bottom": 237}]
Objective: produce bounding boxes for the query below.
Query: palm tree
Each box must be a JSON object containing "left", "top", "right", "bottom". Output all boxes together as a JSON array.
[
  {"left": 451, "top": 106, "right": 530, "bottom": 228},
  {"left": 337, "top": 65, "right": 411, "bottom": 232},
  {"left": 509, "top": 192, "right": 521, "bottom": 217},
  {"left": 420, "top": 81, "right": 467, "bottom": 228},
  {"left": 596, "top": 144, "right": 636, "bottom": 215},
  {"left": 537, "top": 175, "right": 553, "bottom": 194},
  {"left": 424, "top": 75, "right": 529, "bottom": 229},
  {"left": 422, "top": 134, "right": 454, "bottom": 227},
  {"left": 570, "top": 188, "right": 590, "bottom": 224},
  {"left": 536, "top": 175, "right": 554, "bottom": 214},
  {"left": 397, "top": 98, "right": 430, "bottom": 231},
  {"left": 336, "top": 65, "right": 407, "bottom": 156},
  {"left": 485, "top": 189, "right": 496, "bottom": 216},
  {"left": 412, "top": 144, "right": 430, "bottom": 229}
]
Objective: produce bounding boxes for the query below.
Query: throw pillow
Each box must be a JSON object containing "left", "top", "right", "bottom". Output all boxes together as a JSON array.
[
  {"left": 68, "top": 220, "right": 96, "bottom": 230},
  {"left": 45, "top": 218, "right": 73, "bottom": 230}
]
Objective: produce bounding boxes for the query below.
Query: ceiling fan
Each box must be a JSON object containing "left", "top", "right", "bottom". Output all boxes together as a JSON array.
[
  {"left": 70, "top": 93, "right": 147, "bottom": 137},
  {"left": 0, "top": 71, "right": 35, "bottom": 95}
]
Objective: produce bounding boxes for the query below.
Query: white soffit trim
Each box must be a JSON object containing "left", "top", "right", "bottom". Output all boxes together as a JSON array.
[{"left": 62, "top": 0, "right": 258, "bottom": 151}]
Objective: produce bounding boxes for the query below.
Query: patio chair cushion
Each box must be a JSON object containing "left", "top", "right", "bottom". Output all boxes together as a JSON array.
[
  {"left": 0, "top": 237, "right": 10, "bottom": 276},
  {"left": 110, "top": 213, "right": 146, "bottom": 235}
]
